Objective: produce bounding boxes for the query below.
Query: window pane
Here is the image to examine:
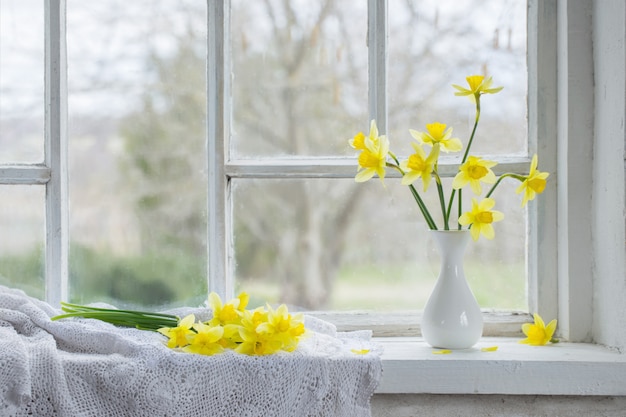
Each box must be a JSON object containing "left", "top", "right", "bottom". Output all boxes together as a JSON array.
[
  {"left": 232, "top": 178, "right": 526, "bottom": 311},
  {"left": 67, "top": 1, "right": 208, "bottom": 309},
  {"left": 0, "top": 186, "right": 45, "bottom": 299},
  {"left": 230, "top": 0, "right": 368, "bottom": 158},
  {"left": 388, "top": 0, "right": 527, "bottom": 156},
  {"left": 0, "top": 0, "right": 44, "bottom": 163}
]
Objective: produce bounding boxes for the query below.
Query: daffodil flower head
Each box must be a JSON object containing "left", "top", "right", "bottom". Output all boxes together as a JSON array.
[
  {"left": 183, "top": 322, "right": 225, "bottom": 356},
  {"left": 349, "top": 131, "right": 366, "bottom": 150},
  {"left": 157, "top": 314, "right": 196, "bottom": 349},
  {"left": 516, "top": 154, "right": 549, "bottom": 207},
  {"left": 354, "top": 120, "right": 389, "bottom": 183},
  {"left": 409, "top": 122, "right": 462, "bottom": 153},
  {"left": 453, "top": 75, "right": 503, "bottom": 103},
  {"left": 458, "top": 197, "right": 504, "bottom": 241},
  {"left": 452, "top": 156, "right": 498, "bottom": 194},
  {"left": 519, "top": 313, "right": 557, "bottom": 346},
  {"left": 256, "top": 304, "right": 306, "bottom": 353},
  {"left": 400, "top": 143, "right": 439, "bottom": 191},
  {"left": 208, "top": 292, "right": 245, "bottom": 326}
]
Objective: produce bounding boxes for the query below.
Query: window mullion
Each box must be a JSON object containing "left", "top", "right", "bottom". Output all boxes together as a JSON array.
[
  {"left": 207, "top": 0, "right": 231, "bottom": 299},
  {"left": 44, "top": 0, "right": 69, "bottom": 306},
  {"left": 368, "top": 0, "right": 387, "bottom": 130},
  {"left": 527, "top": 0, "right": 558, "bottom": 321}
]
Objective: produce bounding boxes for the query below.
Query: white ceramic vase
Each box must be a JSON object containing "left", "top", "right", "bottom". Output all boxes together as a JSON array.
[{"left": 421, "top": 230, "right": 483, "bottom": 349}]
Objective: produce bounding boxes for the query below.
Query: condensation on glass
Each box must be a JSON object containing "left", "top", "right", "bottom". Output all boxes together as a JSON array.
[
  {"left": 232, "top": 178, "right": 526, "bottom": 312},
  {"left": 66, "top": 0, "right": 208, "bottom": 309},
  {"left": 0, "top": 186, "right": 45, "bottom": 299},
  {"left": 230, "top": 0, "right": 369, "bottom": 158},
  {"left": 0, "top": 0, "right": 45, "bottom": 163},
  {"left": 229, "top": 0, "right": 529, "bottom": 312}
]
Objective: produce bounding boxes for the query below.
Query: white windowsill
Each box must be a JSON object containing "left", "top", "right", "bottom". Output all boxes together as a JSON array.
[{"left": 375, "top": 337, "right": 626, "bottom": 396}]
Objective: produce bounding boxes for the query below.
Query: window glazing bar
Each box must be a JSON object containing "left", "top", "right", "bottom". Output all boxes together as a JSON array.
[
  {"left": 368, "top": 0, "right": 388, "bottom": 131},
  {"left": 44, "top": 0, "right": 69, "bottom": 306},
  {"left": 207, "top": 0, "right": 231, "bottom": 298}
]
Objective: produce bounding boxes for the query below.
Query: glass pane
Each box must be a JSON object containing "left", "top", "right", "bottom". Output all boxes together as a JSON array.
[
  {"left": 0, "top": 0, "right": 44, "bottom": 163},
  {"left": 232, "top": 178, "right": 526, "bottom": 311},
  {"left": 230, "top": 0, "right": 368, "bottom": 158},
  {"left": 0, "top": 186, "right": 45, "bottom": 299},
  {"left": 388, "top": 0, "right": 527, "bottom": 157},
  {"left": 67, "top": 1, "right": 208, "bottom": 309}
]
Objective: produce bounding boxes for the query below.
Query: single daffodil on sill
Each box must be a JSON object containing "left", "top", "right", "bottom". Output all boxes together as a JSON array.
[
  {"left": 458, "top": 197, "right": 504, "bottom": 241},
  {"left": 519, "top": 313, "right": 558, "bottom": 346},
  {"left": 409, "top": 122, "right": 462, "bottom": 153},
  {"left": 351, "top": 120, "right": 390, "bottom": 183},
  {"left": 516, "top": 154, "right": 550, "bottom": 207},
  {"left": 452, "top": 155, "right": 498, "bottom": 194},
  {"left": 453, "top": 75, "right": 503, "bottom": 103}
]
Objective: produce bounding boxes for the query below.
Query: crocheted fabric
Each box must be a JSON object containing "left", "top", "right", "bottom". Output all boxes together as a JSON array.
[{"left": 0, "top": 286, "right": 382, "bottom": 417}]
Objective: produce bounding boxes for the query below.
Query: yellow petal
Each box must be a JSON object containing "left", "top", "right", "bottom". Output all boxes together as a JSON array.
[
  {"left": 432, "top": 349, "right": 452, "bottom": 355},
  {"left": 481, "top": 346, "right": 498, "bottom": 352}
]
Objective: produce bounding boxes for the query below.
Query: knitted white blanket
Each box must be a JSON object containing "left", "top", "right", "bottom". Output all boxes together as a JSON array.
[{"left": 0, "top": 286, "right": 382, "bottom": 417}]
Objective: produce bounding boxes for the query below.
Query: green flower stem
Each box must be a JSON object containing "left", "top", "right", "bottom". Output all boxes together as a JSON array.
[
  {"left": 386, "top": 158, "right": 438, "bottom": 230},
  {"left": 461, "top": 97, "right": 482, "bottom": 164},
  {"left": 408, "top": 184, "right": 438, "bottom": 230},
  {"left": 433, "top": 170, "right": 449, "bottom": 230},
  {"left": 457, "top": 189, "right": 463, "bottom": 230},
  {"left": 445, "top": 188, "right": 457, "bottom": 226},
  {"left": 455, "top": 96, "right": 481, "bottom": 224},
  {"left": 485, "top": 173, "right": 526, "bottom": 199},
  {"left": 52, "top": 302, "right": 180, "bottom": 331}
]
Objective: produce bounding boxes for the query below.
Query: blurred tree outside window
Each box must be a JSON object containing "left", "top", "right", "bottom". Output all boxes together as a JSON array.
[{"left": 0, "top": 0, "right": 529, "bottom": 313}]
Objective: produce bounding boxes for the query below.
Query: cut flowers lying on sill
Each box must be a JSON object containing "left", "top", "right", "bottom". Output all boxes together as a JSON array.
[
  {"left": 52, "top": 291, "right": 308, "bottom": 356},
  {"left": 349, "top": 74, "right": 549, "bottom": 241}
]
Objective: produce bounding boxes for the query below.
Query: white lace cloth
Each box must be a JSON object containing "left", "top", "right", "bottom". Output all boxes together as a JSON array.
[{"left": 0, "top": 286, "right": 382, "bottom": 417}]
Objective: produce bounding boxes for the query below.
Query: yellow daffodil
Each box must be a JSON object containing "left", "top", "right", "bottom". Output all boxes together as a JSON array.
[
  {"left": 208, "top": 292, "right": 247, "bottom": 326},
  {"left": 183, "top": 322, "right": 225, "bottom": 356},
  {"left": 519, "top": 313, "right": 557, "bottom": 346},
  {"left": 349, "top": 131, "right": 366, "bottom": 151},
  {"left": 256, "top": 304, "right": 306, "bottom": 353},
  {"left": 516, "top": 154, "right": 549, "bottom": 207},
  {"left": 409, "top": 122, "right": 462, "bottom": 153},
  {"left": 235, "top": 321, "right": 283, "bottom": 356},
  {"left": 458, "top": 197, "right": 504, "bottom": 241},
  {"left": 354, "top": 120, "right": 389, "bottom": 183},
  {"left": 157, "top": 314, "right": 196, "bottom": 349},
  {"left": 453, "top": 75, "right": 503, "bottom": 103},
  {"left": 452, "top": 156, "right": 498, "bottom": 194},
  {"left": 400, "top": 143, "right": 439, "bottom": 191}
]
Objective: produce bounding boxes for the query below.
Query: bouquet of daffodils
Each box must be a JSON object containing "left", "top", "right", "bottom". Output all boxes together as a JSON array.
[
  {"left": 52, "top": 292, "right": 306, "bottom": 356},
  {"left": 349, "top": 75, "right": 549, "bottom": 241}
]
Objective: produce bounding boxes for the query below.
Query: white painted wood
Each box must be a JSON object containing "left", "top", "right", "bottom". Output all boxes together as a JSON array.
[
  {"left": 556, "top": 0, "right": 594, "bottom": 342},
  {"left": 225, "top": 157, "right": 531, "bottom": 179},
  {"left": 308, "top": 311, "right": 530, "bottom": 338},
  {"left": 0, "top": 165, "right": 51, "bottom": 184},
  {"left": 207, "top": 0, "right": 232, "bottom": 298},
  {"left": 591, "top": 0, "right": 626, "bottom": 350},
  {"left": 527, "top": 0, "right": 558, "bottom": 323},
  {"left": 368, "top": 0, "right": 387, "bottom": 131},
  {"left": 44, "top": 0, "right": 68, "bottom": 307},
  {"left": 376, "top": 337, "right": 626, "bottom": 395}
]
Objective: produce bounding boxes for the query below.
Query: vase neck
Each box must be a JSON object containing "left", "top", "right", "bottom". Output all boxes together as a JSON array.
[{"left": 431, "top": 231, "right": 470, "bottom": 262}]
